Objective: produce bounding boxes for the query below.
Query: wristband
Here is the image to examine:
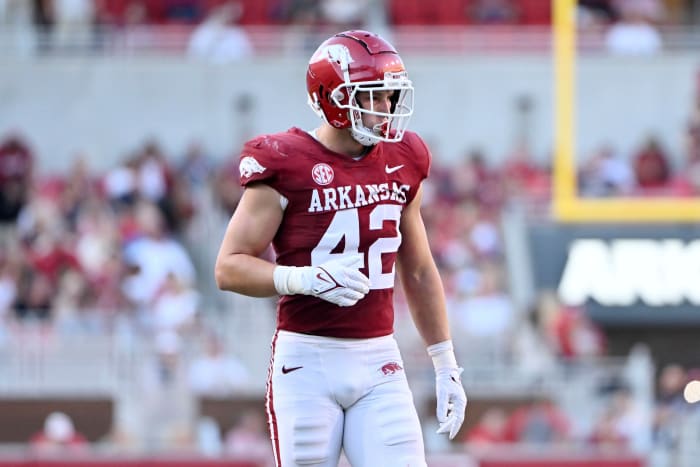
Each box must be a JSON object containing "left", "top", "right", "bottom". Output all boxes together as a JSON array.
[
  {"left": 273, "top": 265, "right": 309, "bottom": 296},
  {"left": 427, "top": 340, "right": 458, "bottom": 371}
]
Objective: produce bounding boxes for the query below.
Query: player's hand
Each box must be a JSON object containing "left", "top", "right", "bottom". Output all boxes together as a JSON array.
[
  {"left": 273, "top": 255, "right": 370, "bottom": 307},
  {"left": 307, "top": 255, "right": 370, "bottom": 307},
  {"left": 434, "top": 367, "right": 467, "bottom": 440}
]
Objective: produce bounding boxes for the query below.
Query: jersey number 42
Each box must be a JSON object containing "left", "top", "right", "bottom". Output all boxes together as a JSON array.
[{"left": 310, "top": 205, "right": 402, "bottom": 290}]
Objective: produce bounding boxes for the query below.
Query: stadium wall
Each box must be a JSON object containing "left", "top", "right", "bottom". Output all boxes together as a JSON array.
[{"left": 0, "top": 54, "right": 697, "bottom": 172}]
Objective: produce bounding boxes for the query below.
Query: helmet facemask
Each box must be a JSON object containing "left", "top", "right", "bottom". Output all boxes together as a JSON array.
[{"left": 333, "top": 72, "right": 414, "bottom": 146}]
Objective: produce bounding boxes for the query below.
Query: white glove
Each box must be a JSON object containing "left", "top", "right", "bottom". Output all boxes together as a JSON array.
[
  {"left": 427, "top": 340, "right": 467, "bottom": 440},
  {"left": 273, "top": 255, "right": 370, "bottom": 307}
]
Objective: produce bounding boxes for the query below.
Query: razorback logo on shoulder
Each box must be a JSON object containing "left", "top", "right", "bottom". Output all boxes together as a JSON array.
[{"left": 239, "top": 156, "right": 266, "bottom": 178}]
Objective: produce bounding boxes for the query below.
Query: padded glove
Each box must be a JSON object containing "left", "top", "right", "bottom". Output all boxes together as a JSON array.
[
  {"left": 273, "top": 255, "right": 370, "bottom": 307},
  {"left": 427, "top": 340, "right": 468, "bottom": 440}
]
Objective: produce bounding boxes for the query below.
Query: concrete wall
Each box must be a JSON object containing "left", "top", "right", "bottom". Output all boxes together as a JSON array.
[{"left": 0, "top": 53, "right": 698, "bottom": 173}]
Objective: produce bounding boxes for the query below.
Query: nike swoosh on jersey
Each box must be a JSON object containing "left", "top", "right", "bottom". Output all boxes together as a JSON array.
[
  {"left": 385, "top": 164, "right": 404, "bottom": 174},
  {"left": 281, "top": 365, "right": 303, "bottom": 374}
]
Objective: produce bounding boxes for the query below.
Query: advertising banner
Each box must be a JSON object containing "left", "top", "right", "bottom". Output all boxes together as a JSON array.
[{"left": 528, "top": 223, "right": 700, "bottom": 325}]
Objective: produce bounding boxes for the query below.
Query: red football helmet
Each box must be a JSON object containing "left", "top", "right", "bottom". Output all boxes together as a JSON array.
[{"left": 306, "top": 30, "right": 414, "bottom": 146}]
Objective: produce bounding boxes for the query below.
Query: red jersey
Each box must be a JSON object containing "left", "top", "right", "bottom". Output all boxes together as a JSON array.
[{"left": 239, "top": 127, "right": 431, "bottom": 338}]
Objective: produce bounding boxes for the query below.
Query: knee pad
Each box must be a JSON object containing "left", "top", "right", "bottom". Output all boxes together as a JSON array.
[{"left": 291, "top": 416, "right": 339, "bottom": 465}]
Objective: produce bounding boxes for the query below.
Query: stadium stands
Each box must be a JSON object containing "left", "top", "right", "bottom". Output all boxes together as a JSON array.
[{"left": 2, "top": 1, "right": 700, "bottom": 466}]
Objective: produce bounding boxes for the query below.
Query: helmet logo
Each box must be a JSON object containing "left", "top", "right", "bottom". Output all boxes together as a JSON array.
[
  {"left": 311, "top": 44, "right": 353, "bottom": 68},
  {"left": 311, "top": 163, "right": 334, "bottom": 186}
]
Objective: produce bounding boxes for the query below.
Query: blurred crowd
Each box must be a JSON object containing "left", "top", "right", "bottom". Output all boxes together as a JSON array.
[
  {"left": 579, "top": 90, "right": 700, "bottom": 197},
  {"left": 0, "top": 0, "right": 695, "bottom": 57},
  {"left": 1, "top": 108, "right": 699, "bottom": 456},
  {"left": 0, "top": 0, "right": 690, "bottom": 28},
  {"left": 1, "top": 0, "right": 700, "bottom": 461}
]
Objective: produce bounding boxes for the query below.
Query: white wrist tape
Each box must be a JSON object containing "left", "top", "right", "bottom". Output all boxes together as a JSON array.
[
  {"left": 273, "top": 265, "right": 310, "bottom": 296},
  {"left": 427, "top": 340, "right": 458, "bottom": 371}
]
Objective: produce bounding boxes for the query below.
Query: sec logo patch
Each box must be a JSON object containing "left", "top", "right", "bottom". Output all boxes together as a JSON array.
[{"left": 311, "top": 163, "right": 334, "bottom": 186}]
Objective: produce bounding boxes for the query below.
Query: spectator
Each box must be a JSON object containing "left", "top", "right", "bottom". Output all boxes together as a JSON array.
[
  {"left": 163, "top": 0, "right": 203, "bottom": 24},
  {"left": 14, "top": 270, "right": 53, "bottom": 323},
  {"left": 24, "top": 229, "right": 83, "bottom": 287},
  {"left": 614, "top": 0, "right": 665, "bottom": 24},
  {"left": 605, "top": 0, "right": 663, "bottom": 55},
  {"left": 451, "top": 261, "right": 516, "bottom": 346},
  {"left": 224, "top": 409, "right": 273, "bottom": 463},
  {"left": 150, "top": 272, "right": 200, "bottom": 336},
  {"left": 319, "top": 0, "right": 369, "bottom": 29},
  {"left": 579, "top": 144, "right": 634, "bottom": 197},
  {"left": 535, "top": 290, "right": 606, "bottom": 361},
  {"left": 504, "top": 399, "right": 570, "bottom": 444},
  {"left": 178, "top": 141, "right": 214, "bottom": 189},
  {"left": 59, "top": 154, "right": 102, "bottom": 230},
  {"left": 187, "top": 331, "right": 250, "bottom": 397},
  {"left": 632, "top": 136, "right": 671, "bottom": 191},
  {"left": 73, "top": 197, "right": 120, "bottom": 281},
  {"left": 653, "top": 363, "right": 688, "bottom": 448},
  {"left": 103, "top": 156, "right": 139, "bottom": 208},
  {"left": 52, "top": 0, "right": 96, "bottom": 51},
  {"left": 121, "top": 200, "right": 196, "bottom": 308},
  {"left": 465, "top": 407, "right": 508, "bottom": 447},
  {"left": 0, "top": 134, "right": 33, "bottom": 232},
  {"left": 589, "top": 406, "right": 630, "bottom": 450},
  {"left": 500, "top": 142, "right": 549, "bottom": 201},
  {"left": 578, "top": 0, "right": 617, "bottom": 24},
  {"left": 187, "top": 1, "right": 253, "bottom": 64},
  {"left": 469, "top": 0, "right": 520, "bottom": 24},
  {"left": 29, "top": 411, "right": 90, "bottom": 457},
  {"left": 449, "top": 148, "right": 506, "bottom": 212},
  {"left": 590, "top": 382, "right": 650, "bottom": 451},
  {"left": 32, "top": 0, "right": 55, "bottom": 53},
  {"left": 133, "top": 139, "right": 194, "bottom": 232}
]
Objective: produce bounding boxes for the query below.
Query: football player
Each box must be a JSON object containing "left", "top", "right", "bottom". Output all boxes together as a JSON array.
[{"left": 215, "top": 30, "right": 467, "bottom": 467}]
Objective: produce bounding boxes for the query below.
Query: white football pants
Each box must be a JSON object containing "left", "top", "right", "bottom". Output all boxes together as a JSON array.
[{"left": 265, "top": 330, "right": 427, "bottom": 467}]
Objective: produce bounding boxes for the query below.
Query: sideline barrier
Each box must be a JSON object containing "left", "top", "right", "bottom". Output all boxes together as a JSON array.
[
  {"left": 0, "top": 453, "right": 644, "bottom": 467},
  {"left": 479, "top": 455, "right": 643, "bottom": 467},
  {"left": 0, "top": 460, "right": 262, "bottom": 467},
  {"left": 481, "top": 462, "right": 641, "bottom": 467}
]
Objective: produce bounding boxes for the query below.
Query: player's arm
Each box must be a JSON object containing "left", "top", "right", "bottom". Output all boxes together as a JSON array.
[
  {"left": 214, "top": 183, "right": 283, "bottom": 297},
  {"left": 397, "top": 183, "right": 467, "bottom": 440},
  {"left": 396, "top": 183, "right": 450, "bottom": 345},
  {"left": 214, "top": 182, "right": 370, "bottom": 306}
]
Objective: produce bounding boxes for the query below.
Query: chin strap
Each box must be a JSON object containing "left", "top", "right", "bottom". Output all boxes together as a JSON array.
[
  {"left": 350, "top": 127, "right": 379, "bottom": 147},
  {"left": 351, "top": 121, "right": 388, "bottom": 146}
]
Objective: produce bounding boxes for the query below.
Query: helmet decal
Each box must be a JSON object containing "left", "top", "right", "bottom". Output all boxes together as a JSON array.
[{"left": 311, "top": 44, "right": 354, "bottom": 68}]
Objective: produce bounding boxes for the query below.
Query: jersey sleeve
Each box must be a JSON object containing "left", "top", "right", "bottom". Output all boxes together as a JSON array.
[
  {"left": 399, "top": 131, "right": 432, "bottom": 205},
  {"left": 412, "top": 132, "right": 432, "bottom": 181},
  {"left": 237, "top": 136, "right": 281, "bottom": 189}
]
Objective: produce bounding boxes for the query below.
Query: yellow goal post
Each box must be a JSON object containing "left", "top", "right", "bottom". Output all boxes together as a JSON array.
[{"left": 552, "top": 0, "right": 700, "bottom": 222}]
